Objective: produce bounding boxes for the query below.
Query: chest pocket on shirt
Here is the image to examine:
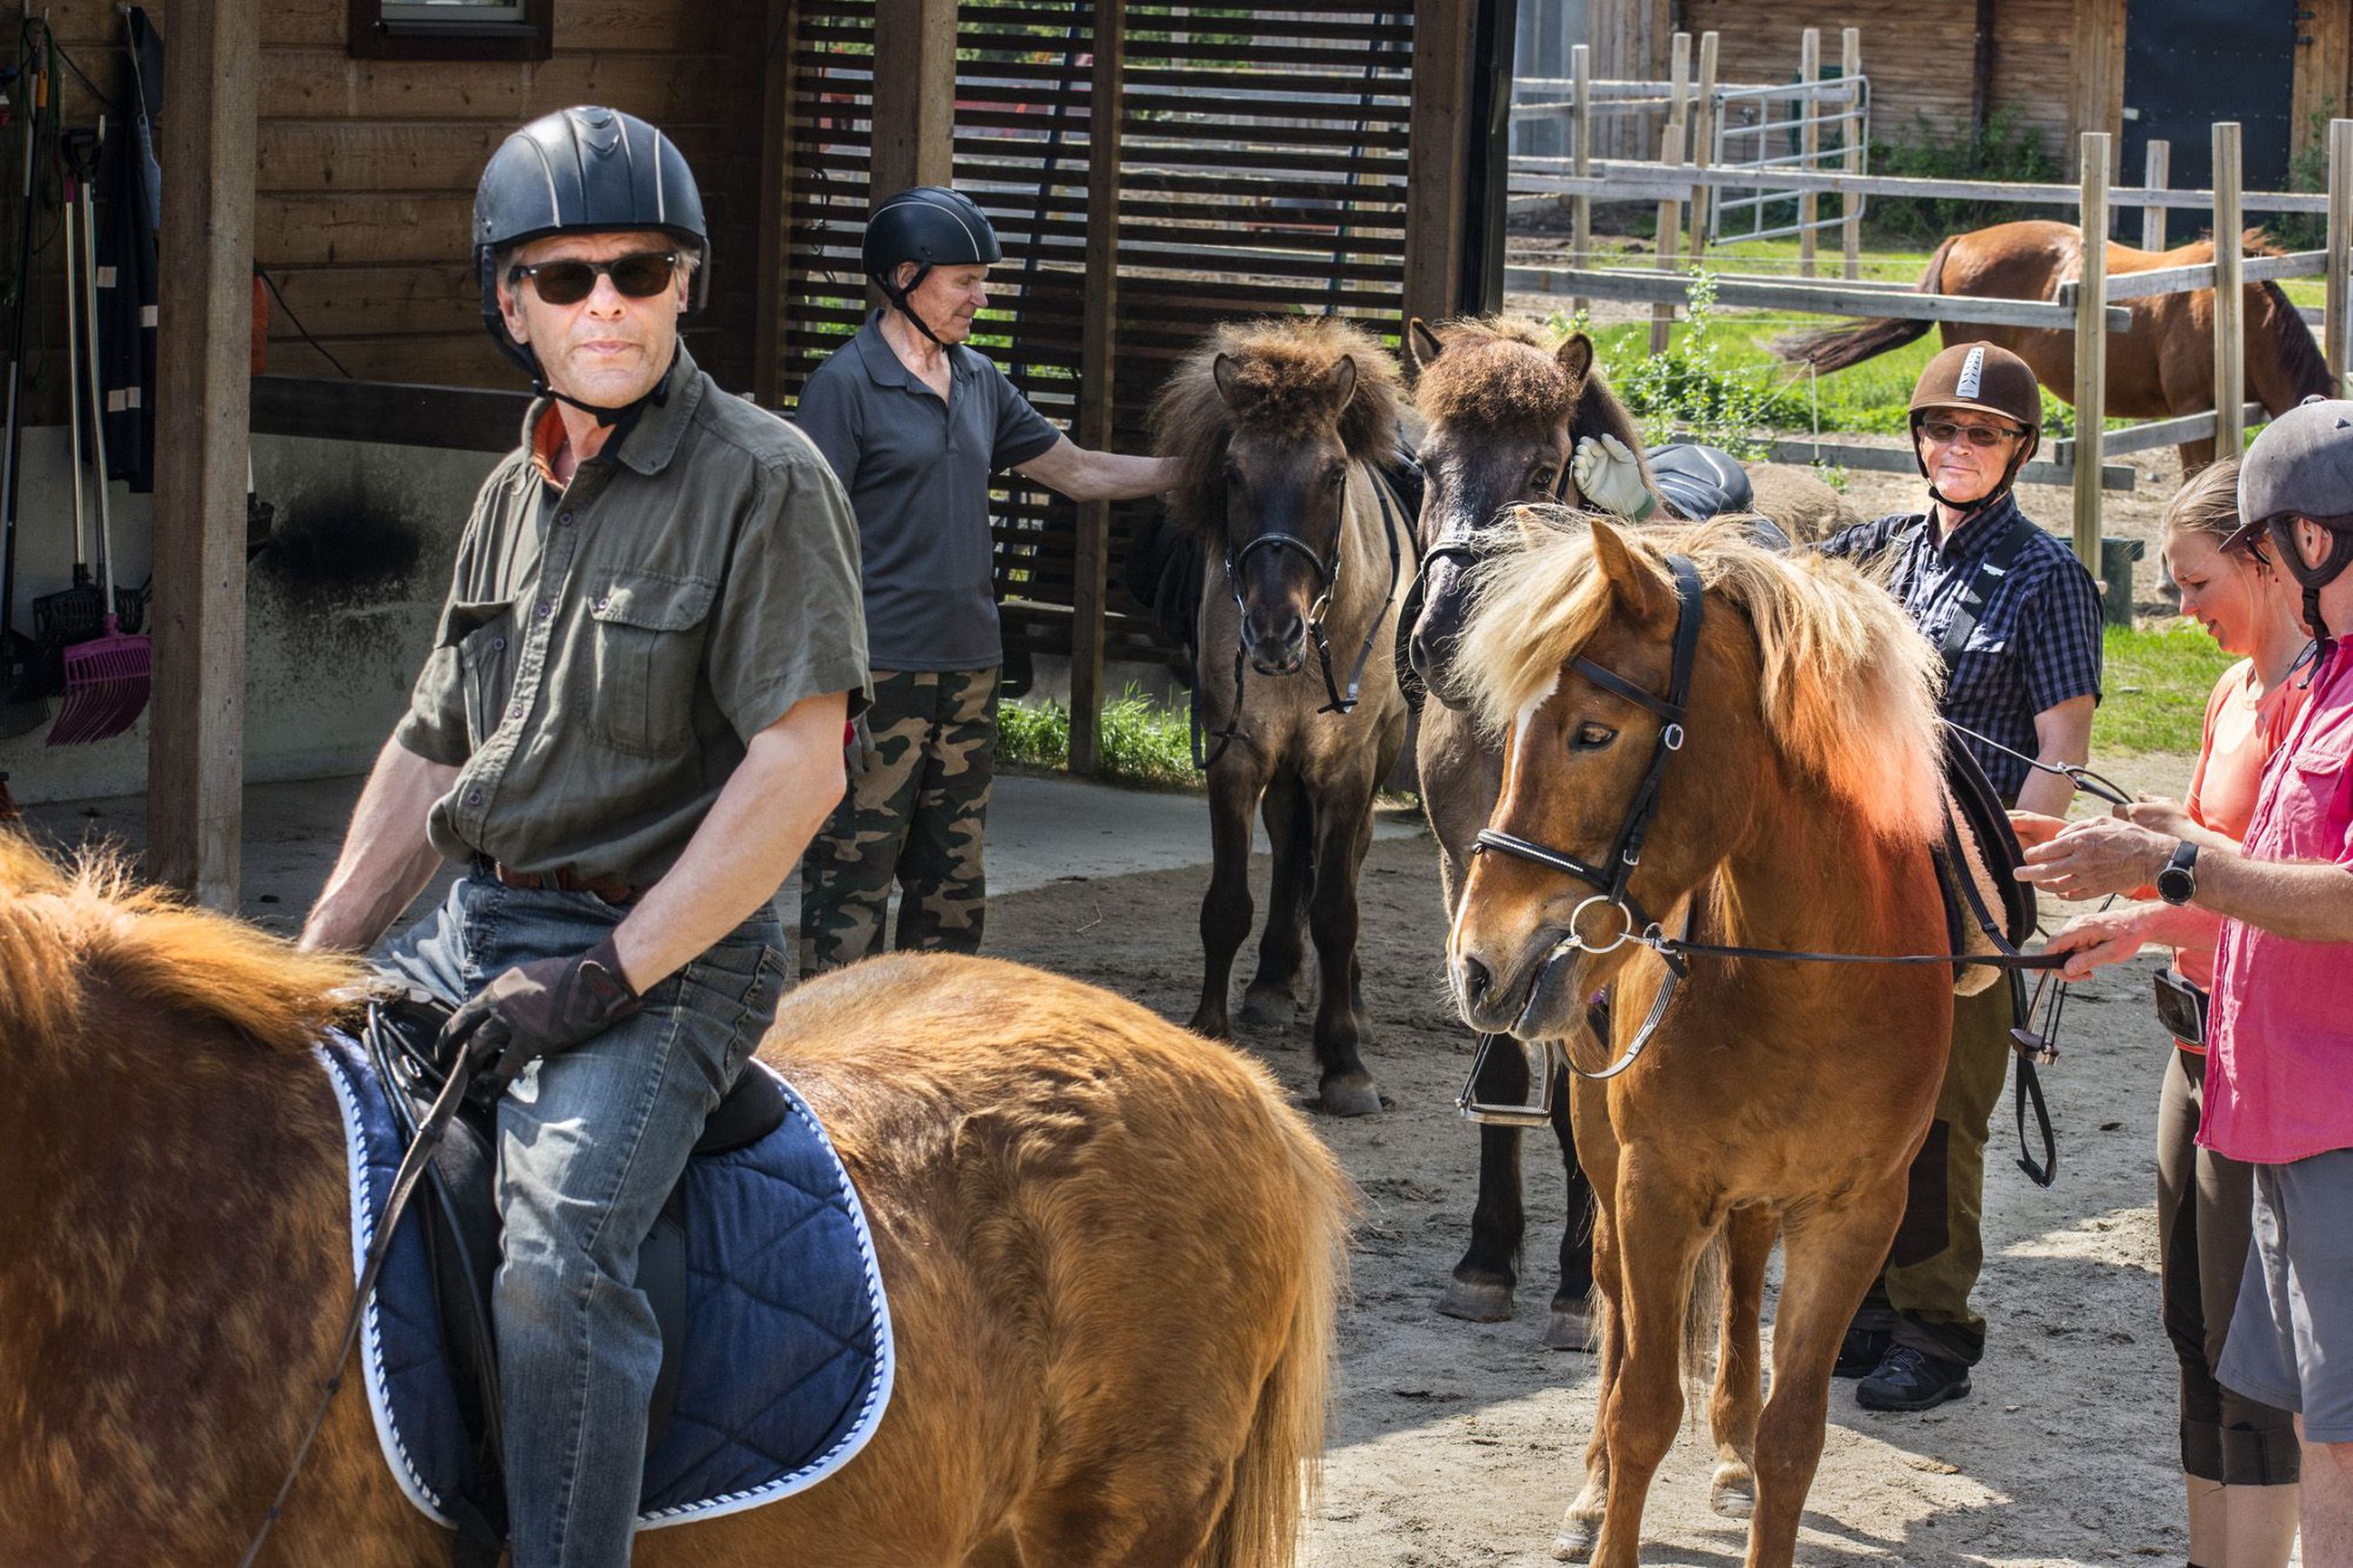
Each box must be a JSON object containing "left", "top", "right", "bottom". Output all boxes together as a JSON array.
[
  {"left": 445, "top": 599, "right": 517, "bottom": 749},
  {"left": 2282, "top": 725, "right": 2353, "bottom": 853},
  {"left": 1942, "top": 621, "right": 2012, "bottom": 710},
  {"left": 587, "top": 570, "right": 719, "bottom": 756}
]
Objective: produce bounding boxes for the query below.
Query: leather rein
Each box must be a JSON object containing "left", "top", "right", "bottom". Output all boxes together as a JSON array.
[{"left": 1467, "top": 553, "right": 2071, "bottom": 1085}]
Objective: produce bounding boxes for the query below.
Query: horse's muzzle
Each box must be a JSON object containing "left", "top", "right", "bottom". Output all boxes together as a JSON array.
[
  {"left": 1244, "top": 613, "right": 1308, "bottom": 676},
  {"left": 1453, "top": 929, "right": 1584, "bottom": 1039}
]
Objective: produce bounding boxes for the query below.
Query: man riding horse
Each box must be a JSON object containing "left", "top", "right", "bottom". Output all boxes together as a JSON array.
[{"left": 296, "top": 108, "right": 867, "bottom": 1568}]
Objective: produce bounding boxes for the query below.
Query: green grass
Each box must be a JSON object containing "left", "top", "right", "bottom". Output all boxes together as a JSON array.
[
  {"left": 998, "top": 685, "right": 1200, "bottom": 790},
  {"left": 2095, "top": 623, "right": 2237, "bottom": 756}
]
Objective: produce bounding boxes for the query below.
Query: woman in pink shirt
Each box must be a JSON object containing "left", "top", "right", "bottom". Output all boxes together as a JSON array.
[{"left": 2017, "top": 459, "right": 2311, "bottom": 1566}]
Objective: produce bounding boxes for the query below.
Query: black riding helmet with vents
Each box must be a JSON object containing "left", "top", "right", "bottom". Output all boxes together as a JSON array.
[
  {"left": 862, "top": 185, "right": 1002, "bottom": 347},
  {"left": 1908, "top": 341, "right": 2043, "bottom": 518},
  {"left": 473, "top": 106, "right": 708, "bottom": 420}
]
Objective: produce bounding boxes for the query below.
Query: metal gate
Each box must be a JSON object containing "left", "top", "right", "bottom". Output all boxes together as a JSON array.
[
  {"left": 781, "top": 0, "right": 1415, "bottom": 661},
  {"left": 2121, "top": 0, "right": 2299, "bottom": 195}
]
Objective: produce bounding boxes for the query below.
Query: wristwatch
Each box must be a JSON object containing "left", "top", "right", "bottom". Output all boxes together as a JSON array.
[{"left": 2156, "top": 841, "right": 2200, "bottom": 906}]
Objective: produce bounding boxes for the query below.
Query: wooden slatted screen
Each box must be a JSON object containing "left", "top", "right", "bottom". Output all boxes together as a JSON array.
[{"left": 781, "top": 0, "right": 1415, "bottom": 663}]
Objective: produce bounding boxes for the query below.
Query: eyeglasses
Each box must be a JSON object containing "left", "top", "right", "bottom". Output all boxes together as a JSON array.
[
  {"left": 1919, "top": 418, "right": 2022, "bottom": 449},
  {"left": 508, "top": 251, "right": 680, "bottom": 306}
]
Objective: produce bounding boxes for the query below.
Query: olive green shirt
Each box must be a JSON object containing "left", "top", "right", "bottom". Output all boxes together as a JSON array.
[{"left": 395, "top": 348, "right": 869, "bottom": 889}]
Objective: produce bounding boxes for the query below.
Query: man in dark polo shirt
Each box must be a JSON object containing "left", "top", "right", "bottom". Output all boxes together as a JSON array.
[
  {"left": 297, "top": 109, "right": 865, "bottom": 1568},
  {"left": 1818, "top": 341, "right": 2105, "bottom": 1412},
  {"left": 794, "top": 185, "right": 1176, "bottom": 973}
]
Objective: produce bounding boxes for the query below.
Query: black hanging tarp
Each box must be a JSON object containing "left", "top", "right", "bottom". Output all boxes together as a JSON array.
[{"left": 94, "top": 5, "right": 159, "bottom": 493}]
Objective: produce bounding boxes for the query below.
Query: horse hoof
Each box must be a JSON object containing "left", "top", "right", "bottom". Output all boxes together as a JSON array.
[
  {"left": 1550, "top": 1518, "right": 1599, "bottom": 1562},
  {"left": 1186, "top": 1011, "right": 1233, "bottom": 1042},
  {"left": 1435, "top": 1278, "right": 1515, "bottom": 1323},
  {"left": 1709, "top": 1467, "right": 1756, "bottom": 1520},
  {"left": 1238, "top": 988, "right": 1296, "bottom": 1031},
  {"left": 1318, "top": 1076, "right": 1384, "bottom": 1117},
  {"left": 1543, "top": 1306, "right": 1596, "bottom": 1352}
]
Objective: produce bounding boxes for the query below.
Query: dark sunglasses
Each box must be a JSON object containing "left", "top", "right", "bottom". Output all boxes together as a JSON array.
[
  {"left": 1919, "top": 418, "right": 2021, "bottom": 449},
  {"left": 508, "top": 250, "right": 679, "bottom": 306}
]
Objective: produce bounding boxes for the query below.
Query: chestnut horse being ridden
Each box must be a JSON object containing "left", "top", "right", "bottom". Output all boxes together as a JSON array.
[
  {"left": 1153, "top": 318, "right": 1412, "bottom": 1116},
  {"left": 1448, "top": 516, "right": 1953, "bottom": 1566},
  {"left": 1778, "top": 219, "right": 2335, "bottom": 471},
  {"left": 0, "top": 834, "right": 1347, "bottom": 1568}
]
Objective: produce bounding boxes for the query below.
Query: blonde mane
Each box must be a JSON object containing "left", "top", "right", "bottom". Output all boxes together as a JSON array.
[
  {"left": 1458, "top": 514, "right": 1945, "bottom": 842},
  {"left": 0, "top": 831, "right": 360, "bottom": 1055}
]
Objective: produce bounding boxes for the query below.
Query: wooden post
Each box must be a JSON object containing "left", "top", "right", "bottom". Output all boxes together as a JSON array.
[
  {"left": 2328, "top": 119, "right": 2353, "bottom": 386},
  {"left": 1688, "top": 31, "right": 1718, "bottom": 265},
  {"left": 872, "top": 0, "right": 957, "bottom": 196},
  {"left": 1840, "top": 26, "right": 1862, "bottom": 280},
  {"left": 1570, "top": 42, "right": 1591, "bottom": 315},
  {"left": 1069, "top": 0, "right": 1123, "bottom": 776},
  {"left": 2072, "top": 131, "right": 2111, "bottom": 572},
  {"left": 148, "top": 0, "right": 256, "bottom": 909},
  {"left": 1405, "top": 0, "right": 1477, "bottom": 327},
  {"left": 2140, "top": 139, "right": 2168, "bottom": 255},
  {"left": 1797, "top": 27, "right": 1820, "bottom": 278},
  {"left": 752, "top": 0, "right": 798, "bottom": 407},
  {"left": 2212, "top": 121, "right": 2245, "bottom": 461},
  {"left": 1667, "top": 30, "right": 1690, "bottom": 145},
  {"left": 1651, "top": 119, "right": 1682, "bottom": 354}
]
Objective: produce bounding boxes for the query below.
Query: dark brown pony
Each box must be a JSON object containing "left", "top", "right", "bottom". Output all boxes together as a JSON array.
[
  {"left": 1152, "top": 318, "right": 1413, "bottom": 1117},
  {"left": 1401, "top": 316, "right": 1853, "bottom": 1347},
  {"left": 1777, "top": 219, "right": 2337, "bottom": 470},
  {"left": 0, "top": 833, "right": 1348, "bottom": 1567},
  {"left": 1449, "top": 516, "right": 1953, "bottom": 1566}
]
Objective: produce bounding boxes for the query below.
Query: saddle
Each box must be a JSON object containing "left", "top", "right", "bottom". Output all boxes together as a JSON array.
[
  {"left": 360, "top": 993, "right": 787, "bottom": 1557},
  {"left": 1933, "top": 728, "right": 2039, "bottom": 997}
]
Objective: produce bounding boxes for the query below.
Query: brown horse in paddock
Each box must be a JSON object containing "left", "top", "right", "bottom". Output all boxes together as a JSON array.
[
  {"left": 1448, "top": 516, "right": 1954, "bottom": 1566},
  {"left": 1402, "top": 315, "right": 1853, "bottom": 1347},
  {"left": 1153, "top": 318, "right": 1413, "bottom": 1117},
  {"left": 0, "top": 833, "right": 1348, "bottom": 1568},
  {"left": 1777, "top": 219, "right": 2336, "bottom": 470}
]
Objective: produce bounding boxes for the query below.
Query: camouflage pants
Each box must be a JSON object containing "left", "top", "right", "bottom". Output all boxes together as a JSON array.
[{"left": 798, "top": 667, "right": 997, "bottom": 975}]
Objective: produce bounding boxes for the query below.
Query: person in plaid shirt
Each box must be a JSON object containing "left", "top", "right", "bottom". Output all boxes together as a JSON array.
[{"left": 1819, "top": 341, "right": 2105, "bottom": 1411}]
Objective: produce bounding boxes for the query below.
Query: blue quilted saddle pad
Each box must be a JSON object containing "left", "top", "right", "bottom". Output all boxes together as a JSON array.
[{"left": 314, "top": 1036, "right": 895, "bottom": 1534}]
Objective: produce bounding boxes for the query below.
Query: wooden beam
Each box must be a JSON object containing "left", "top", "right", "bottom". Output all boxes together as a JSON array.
[
  {"left": 1569, "top": 41, "right": 1591, "bottom": 314},
  {"left": 2141, "top": 139, "right": 2168, "bottom": 254},
  {"left": 2073, "top": 132, "right": 2111, "bottom": 572},
  {"left": 1405, "top": 0, "right": 1476, "bottom": 328},
  {"left": 250, "top": 375, "right": 528, "bottom": 450},
  {"left": 1797, "top": 27, "right": 1819, "bottom": 278},
  {"left": 1518, "top": 157, "right": 2333, "bottom": 215},
  {"left": 871, "top": 0, "right": 956, "bottom": 198},
  {"left": 1840, "top": 26, "right": 1861, "bottom": 281},
  {"left": 752, "top": 0, "right": 798, "bottom": 407},
  {"left": 1068, "top": 0, "right": 1123, "bottom": 778},
  {"left": 1650, "top": 118, "right": 1681, "bottom": 355},
  {"left": 2329, "top": 119, "right": 2353, "bottom": 385},
  {"left": 2213, "top": 122, "right": 2245, "bottom": 461},
  {"left": 1505, "top": 266, "right": 2129, "bottom": 332},
  {"left": 148, "top": 1, "right": 258, "bottom": 910},
  {"left": 1686, "top": 31, "right": 1718, "bottom": 266}
]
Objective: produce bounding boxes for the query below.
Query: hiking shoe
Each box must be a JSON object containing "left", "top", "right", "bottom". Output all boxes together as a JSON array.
[
  {"left": 1856, "top": 1345, "right": 1972, "bottom": 1411},
  {"left": 1834, "top": 1324, "right": 1892, "bottom": 1380}
]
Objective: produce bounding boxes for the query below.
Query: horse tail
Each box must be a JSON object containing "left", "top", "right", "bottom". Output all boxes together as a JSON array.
[
  {"left": 1201, "top": 1115, "right": 1352, "bottom": 1568},
  {"left": 1681, "top": 1224, "right": 1728, "bottom": 1418},
  {"left": 1771, "top": 234, "right": 1958, "bottom": 372}
]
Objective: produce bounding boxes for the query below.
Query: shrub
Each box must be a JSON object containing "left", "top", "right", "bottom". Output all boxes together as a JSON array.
[{"left": 1864, "top": 108, "right": 2057, "bottom": 249}]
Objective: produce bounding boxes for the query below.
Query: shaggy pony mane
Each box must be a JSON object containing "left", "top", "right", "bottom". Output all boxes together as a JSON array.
[
  {"left": 1412, "top": 315, "right": 1578, "bottom": 431},
  {"left": 1459, "top": 514, "right": 1946, "bottom": 843},
  {"left": 0, "top": 830, "right": 360, "bottom": 1054},
  {"left": 1150, "top": 317, "right": 1403, "bottom": 538}
]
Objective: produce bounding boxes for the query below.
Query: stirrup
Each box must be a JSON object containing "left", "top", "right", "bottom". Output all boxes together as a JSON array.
[{"left": 1455, "top": 1032, "right": 1562, "bottom": 1126}]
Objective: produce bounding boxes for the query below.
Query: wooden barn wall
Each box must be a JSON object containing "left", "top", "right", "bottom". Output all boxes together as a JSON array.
[
  {"left": 1672, "top": 0, "right": 2093, "bottom": 175},
  {"left": 36, "top": 0, "right": 771, "bottom": 408},
  {"left": 780, "top": 0, "right": 1415, "bottom": 660}
]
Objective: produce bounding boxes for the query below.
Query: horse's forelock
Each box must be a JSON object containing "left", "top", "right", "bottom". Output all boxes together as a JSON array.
[{"left": 1414, "top": 318, "right": 1577, "bottom": 433}]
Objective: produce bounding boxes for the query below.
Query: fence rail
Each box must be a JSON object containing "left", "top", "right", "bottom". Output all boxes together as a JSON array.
[{"left": 1505, "top": 265, "right": 2133, "bottom": 334}]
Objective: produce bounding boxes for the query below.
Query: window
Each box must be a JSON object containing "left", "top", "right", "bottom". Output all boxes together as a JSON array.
[{"left": 348, "top": 0, "right": 555, "bottom": 62}]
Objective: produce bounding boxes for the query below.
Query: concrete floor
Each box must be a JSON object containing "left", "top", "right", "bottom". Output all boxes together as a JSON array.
[{"left": 16, "top": 769, "right": 1423, "bottom": 944}]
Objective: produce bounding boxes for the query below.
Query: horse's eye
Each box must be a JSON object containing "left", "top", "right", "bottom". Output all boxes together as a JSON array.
[
  {"left": 1529, "top": 468, "right": 1558, "bottom": 496},
  {"left": 1327, "top": 470, "right": 1348, "bottom": 492},
  {"left": 1571, "top": 722, "right": 1615, "bottom": 751}
]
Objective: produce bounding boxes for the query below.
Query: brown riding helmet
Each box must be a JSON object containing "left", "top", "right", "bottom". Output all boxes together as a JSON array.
[{"left": 1908, "top": 341, "right": 2043, "bottom": 501}]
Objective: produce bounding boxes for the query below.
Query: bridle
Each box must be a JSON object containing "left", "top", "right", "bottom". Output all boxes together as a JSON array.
[{"left": 1193, "top": 466, "right": 1405, "bottom": 768}]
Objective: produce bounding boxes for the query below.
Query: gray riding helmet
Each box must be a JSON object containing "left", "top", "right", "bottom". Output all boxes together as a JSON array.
[
  {"left": 473, "top": 106, "right": 709, "bottom": 380},
  {"left": 2228, "top": 395, "right": 2353, "bottom": 641}
]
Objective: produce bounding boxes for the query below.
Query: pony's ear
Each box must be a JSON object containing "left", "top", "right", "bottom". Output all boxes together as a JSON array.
[
  {"left": 1329, "top": 354, "right": 1358, "bottom": 410},
  {"left": 1557, "top": 332, "right": 1596, "bottom": 384},
  {"left": 1406, "top": 318, "right": 1443, "bottom": 371},
  {"left": 1213, "top": 353, "right": 1246, "bottom": 409},
  {"left": 1589, "top": 517, "right": 1675, "bottom": 622}
]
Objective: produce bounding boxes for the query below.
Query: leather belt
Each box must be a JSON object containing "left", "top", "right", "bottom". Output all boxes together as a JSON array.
[{"left": 481, "top": 859, "right": 643, "bottom": 906}]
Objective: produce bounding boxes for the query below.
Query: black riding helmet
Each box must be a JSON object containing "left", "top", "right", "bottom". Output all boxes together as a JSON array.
[
  {"left": 862, "top": 185, "right": 1002, "bottom": 347},
  {"left": 2227, "top": 395, "right": 2353, "bottom": 647},
  {"left": 473, "top": 106, "right": 708, "bottom": 421}
]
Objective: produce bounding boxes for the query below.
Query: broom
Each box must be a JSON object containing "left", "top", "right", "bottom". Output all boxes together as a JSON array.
[{"left": 47, "top": 136, "right": 145, "bottom": 747}]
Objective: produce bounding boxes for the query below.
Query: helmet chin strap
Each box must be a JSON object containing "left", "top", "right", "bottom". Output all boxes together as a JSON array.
[
  {"left": 875, "top": 264, "right": 951, "bottom": 349},
  {"left": 531, "top": 346, "right": 680, "bottom": 430},
  {"left": 1917, "top": 416, "right": 2031, "bottom": 530},
  {"left": 2268, "top": 515, "right": 2353, "bottom": 654}
]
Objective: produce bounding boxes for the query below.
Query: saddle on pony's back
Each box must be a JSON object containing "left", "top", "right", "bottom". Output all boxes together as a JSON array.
[
  {"left": 1934, "top": 727, "right": 2039, "bottom": 997},
  {"left": 316, "top": 994, "right": 894, "bottom": 1562}
]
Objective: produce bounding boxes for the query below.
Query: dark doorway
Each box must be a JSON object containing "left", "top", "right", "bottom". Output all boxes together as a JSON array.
[{"left": 2121, "top": 0, "right": 2300, "bottom": 202}]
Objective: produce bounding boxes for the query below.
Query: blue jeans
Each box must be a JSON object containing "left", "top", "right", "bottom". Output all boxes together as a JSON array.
[{"left": 381, "top": 877, "right": 786, "bottom": 1568}]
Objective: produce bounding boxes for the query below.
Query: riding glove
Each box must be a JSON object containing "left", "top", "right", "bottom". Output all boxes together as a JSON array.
[
  {"left": 1571, "top": 433, "right": 1659, "bottom": 521},
  {"left": 440, "top": 935, "right": 642, "bottom": 1088}
]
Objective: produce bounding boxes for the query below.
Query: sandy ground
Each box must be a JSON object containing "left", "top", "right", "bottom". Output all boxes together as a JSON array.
[{"left": 22, "top": 757, "right": 2220, "bottom": 1565}]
